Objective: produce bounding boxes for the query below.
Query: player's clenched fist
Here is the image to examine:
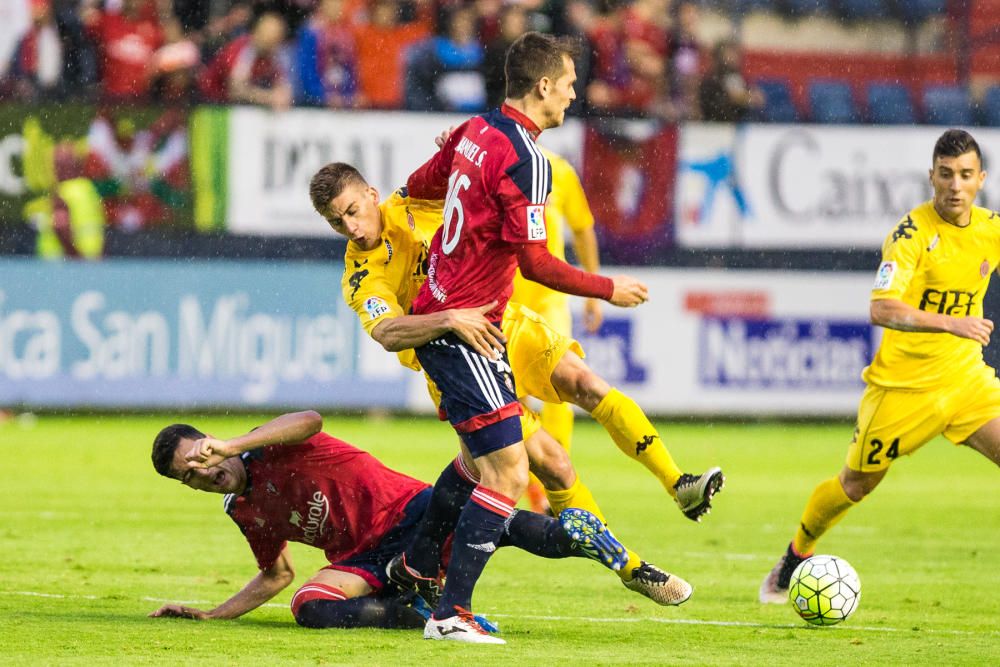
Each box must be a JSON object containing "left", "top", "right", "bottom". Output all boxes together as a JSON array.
[
  {"left": 949, "top": 316, "right": 994, "bottom": 346},
  {"left": 609, "top": 275, "right": 649, "bottom": 307},
  {"left": 184, "top": 437, "right": 236, "bottom": 469}
]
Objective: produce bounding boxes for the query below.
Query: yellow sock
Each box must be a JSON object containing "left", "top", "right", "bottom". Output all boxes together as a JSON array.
[
  {"left": 792, "top": 476, "right": 856, "bottom": 554},
  {"left": 618, "top": 549, "right": 643, "bottom": 582},
  {"left": 544, "top": 476, "right": 606, "bottom": 524},
  {"left": 540, "top": 401, "right": 575, "bottom": 453},
  {"left": 590, "top": 388, "right": 683, "bottom": 495},
  {"left": 543, "top": 476, "right": 643, "bottom": 581}
]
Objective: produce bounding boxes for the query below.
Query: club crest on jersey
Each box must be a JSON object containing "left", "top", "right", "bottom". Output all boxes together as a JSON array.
[
  {"left": 526, "top": 205, "right": 546, "bottom": 241},
  {"left": 874, "top": 261, "right": 896, "bottom": 290},
  {"left": 348, "top": 260, "right": 369, "bottom": 299},
  {"left": 982, "top": 260, "right": 991, "bottom": 277},
  {"left": 406, "top": 210, "right": 415, "bottom": 230},
  {"left": 364, "top": 297, "right": 391, "bottom": 320},
  {"left": 892, "top": 216, "right": 917, "bottom": 242}
]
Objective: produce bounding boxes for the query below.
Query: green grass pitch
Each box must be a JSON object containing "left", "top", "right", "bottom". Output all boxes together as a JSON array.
[{"left": 1, "top": 413, "right": 999, "bottom": 665}]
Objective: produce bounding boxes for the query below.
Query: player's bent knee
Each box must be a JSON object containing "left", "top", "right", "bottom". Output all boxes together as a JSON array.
[
  {"left": 493, "top": 463, "right": 530, "bottom": 499},
  {"left": 525, "top": 432, "right": 575, "bottom": 490},
  {"left": 501, "top": 465, "right": 530, "bottom": 499},
  {"left": 576, "top": 370, "right": 611, "bottom": 406},
  {"left": 841, "top": 482, "right": 867, "bottom": 503},
  {"left": 553, "top": 357, "right": 611, "bottom": 410},
  {"left": 531, "top": 455, "right": 574, "bottom": 491},
  {"left": 839, "top": 469, "right": 884, "bottom": 502},
  {"left": 295, "top": 599, "right": 340, "bottom": 628},
  {"left": 290, "top": 582, "right": 349, "bottom": 627}
]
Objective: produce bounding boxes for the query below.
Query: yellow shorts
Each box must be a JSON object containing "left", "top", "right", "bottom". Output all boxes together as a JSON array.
[
  {"left": 503, "top": 301, "right": 583, "bottom": 404},
  {"left": 516, "top": 295, "right": 572, "bottom": 339},
  {"left": 846, "top": 366, "right": 1000, "bottom": 472}
]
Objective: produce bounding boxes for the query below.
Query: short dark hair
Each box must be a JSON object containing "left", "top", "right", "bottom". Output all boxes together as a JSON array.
[
  {"left": 152, "top": 424, "right": 206, "bottom": 478},
  {"left": 505, "top": 32, "right": 581, "bottom": 99},
  {"left": 309, "top": 163, "right": 368, "bottom": 217},
  {"left": 933, "top": 129, "right": 983, "bottom": 167}
]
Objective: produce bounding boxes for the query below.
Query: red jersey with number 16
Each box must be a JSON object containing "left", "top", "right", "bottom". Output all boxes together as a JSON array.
[{"left": 407, "top": 105, "right": 552, "bottom": 323}]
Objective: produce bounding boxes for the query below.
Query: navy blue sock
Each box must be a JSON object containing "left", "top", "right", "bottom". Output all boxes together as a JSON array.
[
  {"left": 434, "top": 486, "right": 514, "bottom": 618},
  {"left": 404, "top": 459, "right": 475, "bottom": 577},
  {"left": 295, "top": 598, "right": 424, "bottom": 629},
  {"left": 498, "top": 509, "right": 582, "bottom": 559}
]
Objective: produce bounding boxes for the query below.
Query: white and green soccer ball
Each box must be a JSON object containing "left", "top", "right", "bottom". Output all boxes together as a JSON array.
[{"left": 788, "top": 555, "right": 861, "bottom": 626}]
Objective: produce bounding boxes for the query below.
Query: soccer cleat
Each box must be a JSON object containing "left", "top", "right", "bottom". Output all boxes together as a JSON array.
[
  {"left": 558, "top": 507, "right": 629, "bottom": 571},
  {"left": 424, "top": 606, "right": 506, "bottom": 644},
  {"left": 385, "top": 553, "right": 443, "bottom": 608},
  {"left": 622, "top": 561, "right": 693, "bottom": 606},
  {"left": 759, "top": 542, "right": 809, "bottom": 604},
  {"left": 405, "top": 593, "right": 500, "bottom": 634},
  {"left": 673, "top": 467, "right": 725, "bottom": 522}
]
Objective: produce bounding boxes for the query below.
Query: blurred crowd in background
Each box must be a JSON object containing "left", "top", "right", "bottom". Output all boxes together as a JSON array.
[
  {"left": 0, "top": 0, "right": 781, "bottom": 122},
  {"left": 4, "top": 0, "right": 1000, "bottom": 261}
]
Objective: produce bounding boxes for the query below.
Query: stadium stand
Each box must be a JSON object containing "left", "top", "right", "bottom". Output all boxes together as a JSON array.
[
  {"left": 981, "top": 86, "right": 1000, "bottom": 127},
  {"left": 891, "top": 0, "right": 947, "bottom": 25},
  {"left": 923, "top": 84, "right": 974, "bottom": 126},
  {"left": 755, "top": 78, "right": 798, "bottom": 122},
  {"left": 780, "top": 0, "right": 830, "bottom": 18},
  {"left": 834, "top": 0, "right": 889, "bottom": 21},
  {"left": 808, "top": 79, "right": 858, "bottom": 123},
  {"left": 866, "top": 82, "right": 916, "bottom": 124}
]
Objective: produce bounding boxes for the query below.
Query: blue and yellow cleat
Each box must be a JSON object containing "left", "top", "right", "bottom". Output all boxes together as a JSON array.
[{"left": 558, "top": 508, "right": 629, "bottom": 571}]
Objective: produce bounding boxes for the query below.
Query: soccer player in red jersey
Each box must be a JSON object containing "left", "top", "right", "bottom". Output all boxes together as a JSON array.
[
  {"left": 402, "top": 32, "right": 650, "bottom": 642},
  {"left": 148, "top": 411, "right": 621, "bottom": 634}
]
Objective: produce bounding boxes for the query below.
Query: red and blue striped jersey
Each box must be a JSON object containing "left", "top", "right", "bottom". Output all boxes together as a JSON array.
[{"left": 407, "top": 104, "right": 552, "bottom": 322}]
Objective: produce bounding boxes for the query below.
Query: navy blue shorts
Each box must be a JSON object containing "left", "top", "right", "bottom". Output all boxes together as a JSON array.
[
  {"left": 415, "top": 331, "right": 523, "bottom": 458},
  {"left": 324, "top": 487, "right": 432, "bottom": 591}
]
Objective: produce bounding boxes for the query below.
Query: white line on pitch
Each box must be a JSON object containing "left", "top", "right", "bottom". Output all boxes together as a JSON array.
[
  {"left": 489, "top": 613, "right": 998, "bottom": 636},
  {"left": 4, "top": 591, "right": 100, "bottom": 600},
  {"left": 6, "top": 590, "right": 998, "bottom": 636}
]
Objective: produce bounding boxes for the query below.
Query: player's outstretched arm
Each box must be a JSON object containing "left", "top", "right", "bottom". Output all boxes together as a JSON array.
[
  {"left": 185, "top": 411, "right": 323, "bottom": 469},
  {"left": 871, "top": 298, "right": 994, "bottom": 345},
  {"left": 371, "top": 303, "right": 506, "bottom": 359},
  {"left": 516, "top": 243, "right": 648, "bottom": 307},
  {"left": 149, "top": 548, "right": 295, "bottom": 621}
]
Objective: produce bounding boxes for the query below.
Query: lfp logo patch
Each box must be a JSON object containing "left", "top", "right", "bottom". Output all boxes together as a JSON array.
[
  {"left": 873, "top": 261, "right": 896, "bottom": 290},
  {"left": 364, "top": 297, "right": 391, "bottom": 320},
  {"left": 526, "top": 205, "right": 547, "bottom": 241}
]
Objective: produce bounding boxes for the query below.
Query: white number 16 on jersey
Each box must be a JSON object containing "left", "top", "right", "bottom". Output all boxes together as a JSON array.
[{"left": 442, "top": 169, "right": 472, "bottom": 255}]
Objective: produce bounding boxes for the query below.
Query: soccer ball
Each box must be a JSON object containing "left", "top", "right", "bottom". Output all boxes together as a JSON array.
[{"left": 787, "top": 555, "right": 861, "bottom": 626}]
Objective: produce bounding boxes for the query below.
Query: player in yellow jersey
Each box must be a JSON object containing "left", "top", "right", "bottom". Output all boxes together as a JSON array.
[
  {"left": 512, "top": 149, "right": 602, "bottom": 512},
  {"left": 760, "top": 129, "right": 1000, "bottom": 602},
  {"left": 310, "top": 162, "right": 725, "bottom": 606}
]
